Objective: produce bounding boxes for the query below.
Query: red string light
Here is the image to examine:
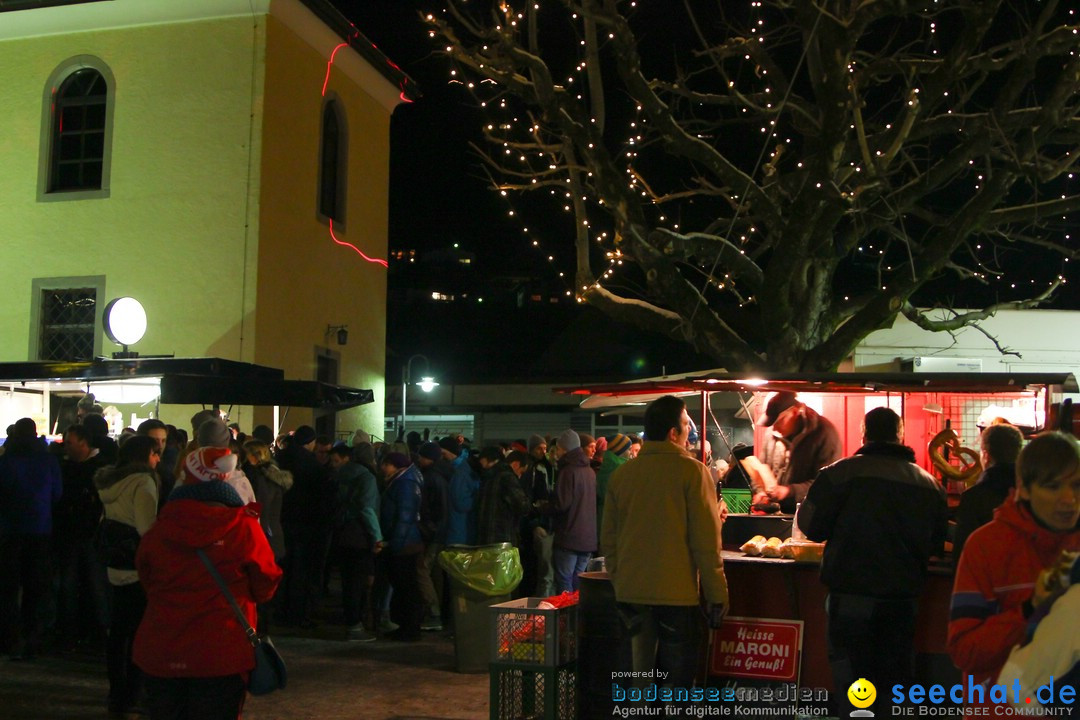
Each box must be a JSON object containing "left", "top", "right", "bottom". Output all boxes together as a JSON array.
[
  {"left": 329, "top": 218, "right": 388, "bottom": 267},
  {"left": 321, "top": 30, "right": 389, "bottom": 267},
  {"left": 322, "top": 41, "right": 349, "bottom": 97}
]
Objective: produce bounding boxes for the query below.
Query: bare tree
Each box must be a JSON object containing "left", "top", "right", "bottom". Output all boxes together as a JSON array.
[{"left": 427, "top": 0, "right": 1080, "bottom": 371}]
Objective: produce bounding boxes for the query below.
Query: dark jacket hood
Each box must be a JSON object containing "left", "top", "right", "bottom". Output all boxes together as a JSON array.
[{"left": 559, "top": 447, "right": 589, "bottom": 469}]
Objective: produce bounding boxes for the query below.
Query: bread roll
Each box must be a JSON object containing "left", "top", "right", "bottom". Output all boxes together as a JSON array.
[
  {"left": 761, "top": 536, "right": 784, "bottom": 558},
  {"left": 740, "top": 535, "right": 767, "bottom": 556}
]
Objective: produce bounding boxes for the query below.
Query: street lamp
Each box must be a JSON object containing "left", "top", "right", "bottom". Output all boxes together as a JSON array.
[{"left": 402, "top": 354, "right": 438, "bottom": 435}]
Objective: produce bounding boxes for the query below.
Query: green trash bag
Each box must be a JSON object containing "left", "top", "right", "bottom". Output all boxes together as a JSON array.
[{"left": 438, "top": 543, "right": 523, "bottom": 596}]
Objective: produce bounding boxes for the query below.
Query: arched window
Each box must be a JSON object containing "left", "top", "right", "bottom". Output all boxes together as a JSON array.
[
  {"left": 41, "top": 57, "right": 115, "bottom": 197},
  {"left": 51, "top": 69, "right": 108, "bottom": 192},
  {"left": 318, "top": 100, "right": 347, "bottom": 222}
]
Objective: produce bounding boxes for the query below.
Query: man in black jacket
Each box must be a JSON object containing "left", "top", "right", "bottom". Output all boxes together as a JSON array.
[
  {"left": 475, "top": 448, "right": 531, "bottom": 546},
  {"left": 415, "top": 441, "right": 448, "bottom": 631},
  {"left": 54, "top": 424, "right": 109, "bottom": 651},
  {"left": 521, "top": 434, "right": 557, "bottom": 596},
  {"left": 798, "top": 407, "right": 947, "bottom": 716},
  {"left": 278, "top": 425, "right": 337, "bottom": 627},
  {"left": 951, "top": 423, "right": 1023, "bottom": 561}
]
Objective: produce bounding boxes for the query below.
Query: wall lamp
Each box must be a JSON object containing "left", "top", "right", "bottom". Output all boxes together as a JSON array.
[{"left": 326, "top": 324, "right": 349, "bottom": 346}]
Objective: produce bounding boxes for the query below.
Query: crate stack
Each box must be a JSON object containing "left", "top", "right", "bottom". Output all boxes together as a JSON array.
[
  {"left": 722, "top": 487, "right": 752, "bottom": 514},
  {"left": 489, "top": 597, "right": 579, "bottom": 720}
]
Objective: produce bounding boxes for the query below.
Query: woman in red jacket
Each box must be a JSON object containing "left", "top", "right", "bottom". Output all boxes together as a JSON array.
[
  {"left": 134, "top": 447, "right": 281, "bottom": 719},
  {"left": 948, "top": 432, "right": 1080, "bottom": 718}
]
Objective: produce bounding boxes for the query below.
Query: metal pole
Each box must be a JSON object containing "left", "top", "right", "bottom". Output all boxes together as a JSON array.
[
  {"left": 700, "top": 390, "right": 708, "bottom": 463},
  {"left": 402, "top": 362, "right": 408, "bottom": 437}
]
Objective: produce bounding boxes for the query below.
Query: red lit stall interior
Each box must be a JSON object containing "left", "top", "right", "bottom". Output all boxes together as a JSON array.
[{"left": 561, "top": 372, "right": 1076, "bottom": 696}]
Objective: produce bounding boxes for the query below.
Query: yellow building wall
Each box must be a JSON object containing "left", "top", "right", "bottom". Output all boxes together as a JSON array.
[
  {"left": 0, "top": 5, "right": 393, "bottom": 437},
  {"left": 0, "top": 15, "right": 266, "bottom": 428},
  {"left": 253, "top": 15, "right": 389, "bottom": 439}
]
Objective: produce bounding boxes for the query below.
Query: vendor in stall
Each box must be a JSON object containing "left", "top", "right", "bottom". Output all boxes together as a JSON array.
[{"left": 749, "top": 391, "right": 841, "bottom": 514}]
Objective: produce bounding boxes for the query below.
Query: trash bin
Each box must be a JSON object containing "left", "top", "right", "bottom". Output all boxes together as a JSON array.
[{"left": 439, "top": 543, "right": 522, "bottom": 673}]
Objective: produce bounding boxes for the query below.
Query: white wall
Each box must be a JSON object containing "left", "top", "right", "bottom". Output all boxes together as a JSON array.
[{"left": 854, "top": 309, "right": 1080, "bottom": 378}]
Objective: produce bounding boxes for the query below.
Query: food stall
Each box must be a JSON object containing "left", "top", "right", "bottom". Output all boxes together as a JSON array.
[{"left": 561, "top": 371, "right": 1077, "bottom": 715}]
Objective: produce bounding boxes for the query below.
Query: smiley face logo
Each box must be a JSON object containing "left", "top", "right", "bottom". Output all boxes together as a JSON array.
[{"left": 847, "top": 678, "right": 876, "bottom": 709}]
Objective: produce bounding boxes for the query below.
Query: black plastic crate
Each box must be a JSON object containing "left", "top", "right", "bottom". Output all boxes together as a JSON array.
[
  {"left": 491, "top": 597, "right": 578, "bottom": 666},
  {"left": 489, "top": 661, "right": 577, "bottom": 720}
]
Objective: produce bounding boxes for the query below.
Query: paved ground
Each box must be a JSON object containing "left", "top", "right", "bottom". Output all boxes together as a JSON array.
[{"left": 0, "top": 628, "right": 489, "bottom": 720}]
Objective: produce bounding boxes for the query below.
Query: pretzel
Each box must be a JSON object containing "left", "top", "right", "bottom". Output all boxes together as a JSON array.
[{"left": 928, "top": 428, "right": 982, "bottom": 486}]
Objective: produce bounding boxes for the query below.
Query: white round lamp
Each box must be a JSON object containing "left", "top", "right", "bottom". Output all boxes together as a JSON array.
[{"left": 103, "top": 297, "right": 147, "bottom": 357}]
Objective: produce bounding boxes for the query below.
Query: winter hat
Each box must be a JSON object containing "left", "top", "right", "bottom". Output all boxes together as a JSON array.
[
  {"left": 511, "top": 440, "right": 528, "bottom": 453},
  {"left": 352, "top": 429, "right": 371, "bottom": 446},
  {"left": 352, "top": 442, "right": 376, "bottom": 468},
  {"left": 182, "top": 447, "right": 238, "bottom": 485},
  {"left": 527, "top": 434, "right": 547, "bottom": 451},
  {"left": 438, "top": 436, "right": 461, "bottom": 457},
  {"left": 579, "top": 433, "right": 595, "bottom": 448},
  {"left": 418, "top": 441, "right": 442, "bottom": 462},
  {"left": 383, "top": 452, "right": 410, "bottom": 470},
  {"left": 556, "top": 429, "right": 580, "bottom": 452},
  {"left": 594, "top": 437, "right": 607, "bottom": 454},
  {"left": 607, "top": 434, "right": 631, "bottom": 457},
  {"left": 197, "top": 418, "right": 232, "bottom": 448},
  {"left": 292, "top": 425, "right": 316, "bottom": 447}
]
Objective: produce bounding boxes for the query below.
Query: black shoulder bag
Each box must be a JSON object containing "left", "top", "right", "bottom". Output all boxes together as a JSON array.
[{"left": 196, "top": 549, "right": 286, "bottom": 696}]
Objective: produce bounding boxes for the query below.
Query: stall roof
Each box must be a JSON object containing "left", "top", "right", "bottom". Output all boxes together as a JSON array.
[
  {"left": 0, "top": 357, "right": 373, "bottom": 410},
  {"left": 158, "top": 375, "right": 372, "bottom": 410},
  {"left": 557, "top": 371, "right": 1078, "bottom": 404}
]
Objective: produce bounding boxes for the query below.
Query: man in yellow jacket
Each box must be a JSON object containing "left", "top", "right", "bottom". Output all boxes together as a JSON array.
[{"left": 601, "top": 395, "right": 728, "bottom": 689}]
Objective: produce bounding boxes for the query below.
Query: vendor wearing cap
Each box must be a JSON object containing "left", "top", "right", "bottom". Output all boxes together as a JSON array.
[{"left": 751, "top": 391, "right": 841, "bottom": 514}]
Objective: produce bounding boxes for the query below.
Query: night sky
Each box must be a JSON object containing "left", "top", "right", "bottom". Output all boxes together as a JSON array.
[
  {"left": 337, "top": 1, "right": 518, "bottom": 258},
  {"left": 330, "top": 2, "right": 1080, "bottom": 384},
  {"left": 326, "top": 0, "right": 717, "bottom": 384}
]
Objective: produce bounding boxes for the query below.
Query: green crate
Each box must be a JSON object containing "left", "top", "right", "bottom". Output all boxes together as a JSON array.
[{"left": 722, "top": 488, "right": 752, "bottom": 514}]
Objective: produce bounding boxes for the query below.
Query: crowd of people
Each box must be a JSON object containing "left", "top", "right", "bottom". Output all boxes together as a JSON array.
[
  {"left": 0, "top": 404, "right": 652, "bottom": 718},
  {"left": 0, "top": 389, "right": 1077, "bottom": 719}
]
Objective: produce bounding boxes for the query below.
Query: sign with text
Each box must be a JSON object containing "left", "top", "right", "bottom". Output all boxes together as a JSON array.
[{"left": 708, "top": 616, "right": 803, "bottom": 682}]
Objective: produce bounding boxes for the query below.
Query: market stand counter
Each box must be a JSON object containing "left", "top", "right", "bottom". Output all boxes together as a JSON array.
[{"left": 718, "top": 550, "right": 958, "bottom": 691}]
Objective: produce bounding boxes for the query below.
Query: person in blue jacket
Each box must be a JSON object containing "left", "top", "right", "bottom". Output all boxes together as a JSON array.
[
  {"left": 378, "top": 452, "right": 425, "bottom": 641},
  {"left": 442, "top": 437, "right": 480, "bottom": 546},
  {"left": 0, "top": 418, "right": 62, "bottom": 659}
]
